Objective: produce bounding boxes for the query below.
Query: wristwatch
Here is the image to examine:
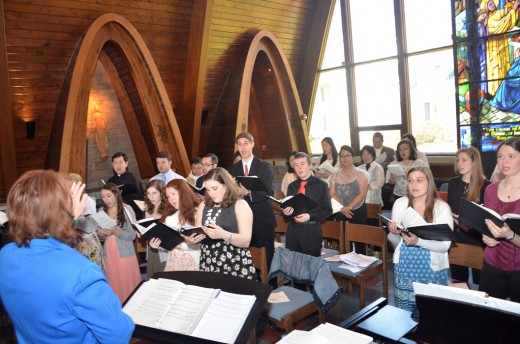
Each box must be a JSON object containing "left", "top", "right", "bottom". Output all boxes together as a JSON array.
[{"left": 506, "top": 232, "right": 516, "bottom": 241}]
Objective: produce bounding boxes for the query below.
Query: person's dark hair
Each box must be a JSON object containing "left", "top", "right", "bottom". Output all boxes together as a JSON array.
[
  {"left": 190, "top": 157, "right": 202, "bottom": 165},
  {"left": 294, "top": 152, "right": 312, "bottom": 164},
  {"left": 286, "top": 151, "right": 298, "bottom": 173},
  {"left": 203, "top": 153, "right": 218, "bottom": 165},
  {"left": 361, "top": 145, "right": 376, "bottom": 161},
  {"left": 498, "top": 137, "right": 520, "bottom": 154},
  {"left": 203, "top": 167, "right": 241, "bottom": 208},
  {"left": 111, "top": 152, "right": 128, "bottom": 162},
  {"left": 156, "top": 151, "right": 172, "bottom": 161},
  {"left": 7, "top": 170, "right": 77, "bottom": 246},
  {"left": 373, "top": 132, "right": 384, "bottom": 140},
  {"left": 407, "top": 166, "right": 439, "bottom": 223},
  {"left": 339, "top": 145, "right": 355, "bottom": 157},
  {"left": 320, "top": 137, "right": 338, "bottom": 167},
  {"left": 101, "top": 183, "right": 126, "bottom": 228},
  {"left": 402, "top": 133, "right": 417, "bottom": 149},
  {"left": 144, "top": 180, "right": 166, "bottom": 216},
  {"left": 396, "top": 139, "right": 417, "bottom": 161},
  {"left": 160, "top": 180, "right": 200, "bottom": 225},
  {"left": 235, "top": 132, "right": 254, "bottom": 143}
]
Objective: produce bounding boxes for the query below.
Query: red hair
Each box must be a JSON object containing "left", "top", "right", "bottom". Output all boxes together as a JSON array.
[{"left": 161, "top": 180, "right": 200, "bottom": 226}]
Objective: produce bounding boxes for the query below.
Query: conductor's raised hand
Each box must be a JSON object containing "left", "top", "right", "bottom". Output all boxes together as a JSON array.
[{"left": 70, "top": 182, "right": 87, "bottom": 218}]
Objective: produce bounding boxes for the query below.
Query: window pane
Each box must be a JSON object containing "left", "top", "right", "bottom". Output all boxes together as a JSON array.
[
  {"left": 408, "top": 50, "right": 457, "bottom": 153},
  {"left": 321, "top": 0, "right": 345, "bottom": 69},
  {"left": 358, "top": 130, "right": 402, "bottom": 154},
  {"left": 355, "top": 60, "right": 401, "bottom": 126},
  {"left": 350, "top": 0, "right": 397, "bottom": 62},
  {"left": 309, "top": 69, "right": 350, "bottom": 155},
  {"left": 404, "top": 0, "right": 453, "bottom": 53}
]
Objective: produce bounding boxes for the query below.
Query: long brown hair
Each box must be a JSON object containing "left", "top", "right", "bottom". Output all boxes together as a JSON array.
[
  {"left": 160, "top": 180, "right": 200, "bottom": 225},
  {"left": 203, "top": 167, "right": 241, "bottom": 208},
  {"left": 144, "top": 180, "right": 166, "bottom": 215},
  {"left": 7, "top": 170, "right": 77, "bottom": 246},
  {"left": 101, "top": 183, "right": 126, "bottom": 228},
  {"left": 454, "top": 147, "right": 486, "bottom": 203},
  {"left": 407, "top": 166, "right": 439, "bottom": 223}
]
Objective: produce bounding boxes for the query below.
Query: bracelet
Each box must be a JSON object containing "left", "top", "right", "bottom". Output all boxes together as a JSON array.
[
  {"left": 506, "top": 232, "right": 516, "bottom": 241},
  {"left": 225, "top": 233, "right": 233, "bottom": 243}
]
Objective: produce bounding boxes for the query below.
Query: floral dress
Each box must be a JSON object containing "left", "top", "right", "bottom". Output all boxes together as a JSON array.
[{"left": 200, "top": 202, "right": 256, "bottom": 279}]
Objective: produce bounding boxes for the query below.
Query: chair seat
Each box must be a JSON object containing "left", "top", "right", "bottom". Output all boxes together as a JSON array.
[
  {"left": 328, "top": 259, "right": 383, "bottom": 278},
  {"left": 265, "top": 286, "right": 314, "bottom": 321},
  {"left": 320, "top": 248, "right": 339, "bottom": 259}
]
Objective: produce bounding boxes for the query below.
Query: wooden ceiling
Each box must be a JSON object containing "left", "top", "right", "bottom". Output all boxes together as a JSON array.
[{"left": 0, "top": 0, "right": 332, "bottom": 200}]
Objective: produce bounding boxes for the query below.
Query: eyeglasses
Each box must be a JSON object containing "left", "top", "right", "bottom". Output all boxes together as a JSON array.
[{"left": 339, "top": 154, "right": 353, "bottom": 158}]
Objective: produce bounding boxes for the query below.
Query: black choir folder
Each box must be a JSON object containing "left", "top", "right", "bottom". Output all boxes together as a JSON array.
[
  {"left": 135, "top": 220, "right": 183, "bottom": 250},
  {"left": 189, "top": 183, "right": 206, "bottom": 196},
  {"left": 379, "top": 214, "right": 457, "bottom": 241},
  {"left": 458, "top": 197, "right": 520, "bottom": 236},
  {"left": 268, "top": 193, "right": 319, "bottom": 216},
  {"left": 123, "top": 278, "right": 256, "bottom": 344},
  {"left": 235, "top": 176, "right": 269, "bottom": 192}
]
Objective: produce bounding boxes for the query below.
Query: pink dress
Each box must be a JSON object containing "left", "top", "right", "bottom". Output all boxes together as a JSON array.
[{"left": 163, "top": 212, "right": 201, "bottom": 272}]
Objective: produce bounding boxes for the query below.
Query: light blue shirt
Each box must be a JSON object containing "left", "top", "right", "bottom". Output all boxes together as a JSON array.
[{"left": 151, "top": 169, "right": 186, "bottom": 185}]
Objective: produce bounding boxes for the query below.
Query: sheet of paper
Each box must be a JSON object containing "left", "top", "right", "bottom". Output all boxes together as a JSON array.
[
  {"left": 268, "top": 291, "right": 290, "bottom": 303},
  {"left": 331, "top": 198, "right": 343, "bottom": 214},
  {"left": 375, "top": 152, "right": 387, "bottom": 164},
  {"left": 134, "top": 200, "right": 146, "bottom": 211},
  {"left": 387, "top": 164, "right": 405, "bottom": 177},
  {"left": 277, "top": 329, "right": 330, "bottom": 344},
  {"left": 191, "top": 291, "right": 256, "bottom": 344},
  {"left": 311, "top": 323, "right": 373, "bottom": 344},
  {"left": 0, "top": 211, "right": 8, "bottom": 225}
]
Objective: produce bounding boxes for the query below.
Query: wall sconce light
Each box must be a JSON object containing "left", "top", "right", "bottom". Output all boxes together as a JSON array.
[
  {"left": 300, "top": 113, "right": 308, "bottom": 121},
  {"left": 26, "top": 121, "right": 35, "bottom": 139}
]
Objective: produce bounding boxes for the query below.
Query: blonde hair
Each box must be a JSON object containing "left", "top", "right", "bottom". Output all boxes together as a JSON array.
[{"left": 407, "top": 166, "right": 439, "bottom": 223}]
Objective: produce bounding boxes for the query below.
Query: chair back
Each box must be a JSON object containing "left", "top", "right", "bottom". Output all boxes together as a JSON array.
[
  {"left": 448, "top": 242, "right": 484, "bottom": 270},
  {"left": 345, "top": 223, "right": 387, "bottom": 250},
  {"left": 366, "top": 203, "right": 382, "bottom": 227},
  {"left": 438, "top": 191, "right": 448, "bottom": 202},
  {"left": 321, "top": 220, "right": 345, "bottom": 253},
  {"left": 249, "top": 246, "right": 268, "bottom": 283},
  {"left": 275, "top": 215, "right": 289, "bottom": 242}
]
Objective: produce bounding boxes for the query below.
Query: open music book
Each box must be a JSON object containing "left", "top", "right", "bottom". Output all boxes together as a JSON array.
[
  {"left": 75, "top": 211, "right": 117, "bottom": 234},
  {"left": 458, "top": 197, "right": 520, "bottom": 236},
  {"left": 123, "top": 278, "right": 256, "bottom": 344},
  {"left": 268, "top": 193, "right": 319, "bottom": 216},
  {"left": 387, "top": 163, "right": 405, "bottom": 177},
  {"left": 379, "top": 212, "right": 456, "bottom": 241},
  {"left": 135, "top": 221, "right": 184, "bottom": 250},
  {"left": 188, "top": 183, "right": 206, "bottom": 196},
  {"left": 278, "top": 322, "right": 372, "bottom": 344}
]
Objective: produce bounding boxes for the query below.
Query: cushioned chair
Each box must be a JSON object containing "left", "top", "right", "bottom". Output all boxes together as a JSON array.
[
  {"left": 321, "top": 220, "right": 345, "bottom": 253},
  {"left": 249, "top": 246, "right": 268, "bottom": 284},
  {"left": 329, "top": 223, "right": 388, "bottom": 309},
  {"left": 265, "top": 248, "right": 340, "bottom": 334}
]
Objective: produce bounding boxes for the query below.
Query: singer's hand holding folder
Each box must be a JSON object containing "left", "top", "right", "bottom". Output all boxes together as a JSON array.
[
  {"left": 458, "top": 197, "right": 520, "bottom": 236},
  {"left": 235, "top": 176, "right": 269, "bottom": 192},
  {"left": 268, "top": 194, "right": 319, "bottom": 216},
  {"left": 137, "top": 221, "right": 184, "bottom": 250},
  {"left": 379, "top": 214, "right": 456, "bottom": 241}
]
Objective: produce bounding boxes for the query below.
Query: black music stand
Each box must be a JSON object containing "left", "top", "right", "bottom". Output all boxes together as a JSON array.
[{"left": 127, "top": 271, "right": 272, "bottom": 344}]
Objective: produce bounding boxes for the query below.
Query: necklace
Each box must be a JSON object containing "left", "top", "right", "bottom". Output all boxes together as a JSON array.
[
  {"left": 204, "top": 208, "right": 222, "bottom": 226},
  {"left": 504, "top": 180, "right": 520, "bottom": 199}
]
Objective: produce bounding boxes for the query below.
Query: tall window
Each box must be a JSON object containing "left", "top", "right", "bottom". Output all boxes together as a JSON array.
[{"left": 309, "top": 0, "right": 456, "bottom": 155}]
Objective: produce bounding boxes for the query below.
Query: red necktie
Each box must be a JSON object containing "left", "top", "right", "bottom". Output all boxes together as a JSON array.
[
  {"left": 244, "top": 164, "right": 249, "bottom": 176},
  {"left": 298, "top": 180, "right": 307, "bottom": 195}
]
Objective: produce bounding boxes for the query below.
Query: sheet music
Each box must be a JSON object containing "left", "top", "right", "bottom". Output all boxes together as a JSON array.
[
  {"left": 277, "top": 330, "right": 330, "bottom": 343},
  {"left": 0, "top": 211, "right": 7, "bottom": 225},
  {"left": 311, "top": 323, "right": 373, "bottom": 344},
  {"left": 339, "top": 252, "right": 379, "bottom": 267},
  {"left": 191, "top": 291, "right": 256, "bottom": 344},
  {"left": 387, "top": 164, "right": 405, "bottom": 177},
  {"left": 375, "top": 152, "right": 387, "bottom": 164},
  {"left": 90, "top": 210, "right": 117, "bottom": 229},
  {"left": 331, "top": 198, "right": 343, "bottom": 214}
]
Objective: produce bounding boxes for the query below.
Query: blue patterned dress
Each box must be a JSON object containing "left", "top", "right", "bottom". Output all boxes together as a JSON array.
[{"left": 394, "top": 243, "right": 449, "bottom": 316}]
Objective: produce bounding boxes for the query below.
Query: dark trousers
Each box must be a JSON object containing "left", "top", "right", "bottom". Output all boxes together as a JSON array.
[
  {"left": 479, "top": 261, "right": 520, "bottom": 302},
  {"left": 286, "top": 222, "right": 322, "bottom": 257}
]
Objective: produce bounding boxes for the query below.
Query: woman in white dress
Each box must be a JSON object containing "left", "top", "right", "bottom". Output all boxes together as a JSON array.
[
  {"left": 359, "top": 145, "right": 385, "bottom": 206},
  {"left": 315, "top": 137, "right": 339, "bottom": 185},
  {"left": 386, "top": 139, "right": 426, "bottom": 199}
]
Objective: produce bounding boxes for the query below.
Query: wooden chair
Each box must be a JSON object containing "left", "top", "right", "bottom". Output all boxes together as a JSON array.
[
  {"left": 321, "top": 220, "right": 345, "bottom": 253},
  {"left": 249, "top": 246, "right": 268, "bottom": 283},
  {"left": 448, "top": 242, "right": 484, "bottom": 270},
  {"left": 134, "top": 237, "right": 148, "bottom": 265},
  {"left": 264, "top": 250, "right": 327, "bottom": 334},
  {"left": 274, "top": 214, "right": 289, "bottom": 243},
  {"left": 438, "top": 191, "right": 448, "bottom": 203},
  {"left": 272, "top": 189, "right": 285, "bottom": 214},
  {"left": 366, "top": 203, "right": 382, "bottom": 228},
  {"left": 331, "top": 223, "right": 388, "bottom": 309}
]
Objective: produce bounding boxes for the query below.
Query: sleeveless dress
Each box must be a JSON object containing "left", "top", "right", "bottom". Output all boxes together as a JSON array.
[
  {"left": 200, "top": 202, "right": 256, "bottom": 279},
  {"left": 332, "top": 168, "right": 367, "bottom": 224}
]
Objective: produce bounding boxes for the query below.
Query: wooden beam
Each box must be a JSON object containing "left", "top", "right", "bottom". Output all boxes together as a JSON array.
[
  {"left": 298, "top": 0, "right": 334, "bottom": 124},
  {"left": 0, "top": 0, "right": 18, "bottom": 199},
  {"left": 182, "top": 0, "right": 214, "bottom": 157}
]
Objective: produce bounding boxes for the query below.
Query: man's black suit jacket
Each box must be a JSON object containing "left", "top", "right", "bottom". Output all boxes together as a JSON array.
[{"left": 228, "top": 156, "right": 277, "bottom": 247}]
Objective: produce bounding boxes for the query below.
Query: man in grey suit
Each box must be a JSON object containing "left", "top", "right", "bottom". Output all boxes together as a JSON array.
[{"left": 228, "top": 132, "right": 276, "bottom": 271}]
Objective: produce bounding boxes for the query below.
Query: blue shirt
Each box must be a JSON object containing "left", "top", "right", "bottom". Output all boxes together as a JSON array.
[{"left": 0, "top": 238, "right": 134, "bottom": 343}]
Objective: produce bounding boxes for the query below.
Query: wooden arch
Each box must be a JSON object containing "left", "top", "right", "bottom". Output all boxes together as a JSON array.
[
  {"left": 206, "top": 30, "right": 310, "bottom": 166},
  {"left": 45, "top": 13, "right": 190, "bottom": 178}
]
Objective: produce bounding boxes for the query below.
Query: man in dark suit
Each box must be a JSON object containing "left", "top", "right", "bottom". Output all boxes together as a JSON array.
[{"left": 228, "top": 132, "right": 276, "bottom": 270}]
